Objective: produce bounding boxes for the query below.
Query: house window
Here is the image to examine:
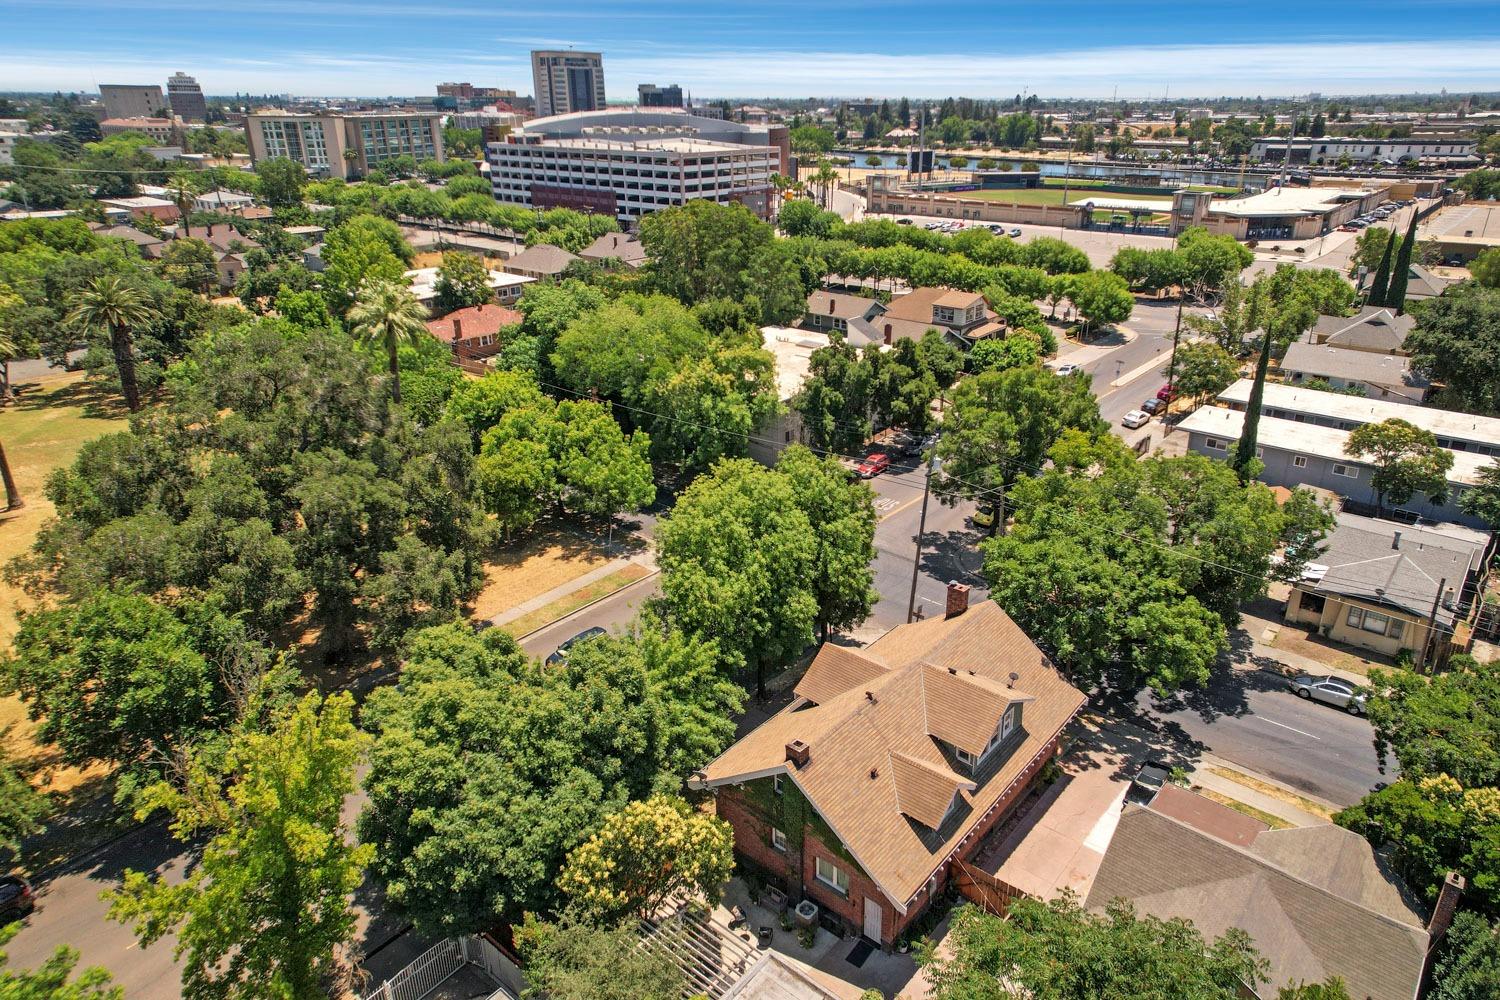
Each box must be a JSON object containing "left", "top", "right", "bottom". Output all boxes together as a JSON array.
[
  {"left": 1293, "top": 455, "right": 1308, "bottom": 468},
  {"left": 1205, "top": 437, "right": 1227, "bottom": 451},
  {"left": 773, "top": 774, "right": 784, "bottom": 796},
  {"left": 1388, "top": 619, "right": 1405, "bottom": 640},
  {"left": 771, "top": 827, "right": 787, "bottom": 852},
  {"left": 1360, "top": 610, "right": 1392, "bottom": 635},
  {"left": 954, "top": 747, "right": 977, "bottom": 769},
  {"left": 1347, "top": 606, "right": 1363, "bottom": 628},
  {"left": 815, "top": 856, "right": 849, "bottom": 895},
  {"left": 1331, "top": 463, "right": 1358, "bottom": 478}
]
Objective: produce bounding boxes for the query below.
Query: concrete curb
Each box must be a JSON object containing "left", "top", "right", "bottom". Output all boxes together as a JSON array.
[{"left": 513, "top": 568, "right": 661, "bottom": 643}]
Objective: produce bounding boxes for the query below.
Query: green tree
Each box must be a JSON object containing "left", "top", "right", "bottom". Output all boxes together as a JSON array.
[
  {"left": 557, "top": 795, "right": 733, "bottom": 922},
  {"left": 320, "top": 214, "right": 412, "bottom": 313},
  {"left": 155, "top": 237, "right": 217, "bottom": 295},
  {"left": 1460, "top": 459, "right": 1500, "bottom": 527},
  {"left": 2, "top": 590, "right": 231, "bottom": 770},
  {"left": 432, "top": 250, "right": 493, "bottom": 315},
  {"left": 108, "top": 690, "right": 371, "bottom": 1000},
  {"left": 347, "top": 278, "right": 429, "bottom": 405},
  {"left": 934, "top": 364, "right": 1104, "bottom": 527},
  {"left": 1364, "top": 655, "right": 1500, "bottom": 788},
  {"left": 253, "top": 157, "right": 306, "bottom": 208},
  {"left": 655, "top": 459, "right": 818, "bottom": 695},
  {"left": 1405, "top": 284, "right": 1500, "bottom": 413},
  {"left": 919, "top": 894, "right": 1266, "bottom": 1000},
  {"left": 0, "top": 745, "right": 47, "bottom": 855},
  {"left": 1067, "top": 269, "right": 1134, "bottom": 336},
  {"left": 66, "top": 273, "right": 154, "bottom": 411},
  {"left": 1343, "top": 418, "right": 1453, "bottom": 514},
  {"left": 969, "top": 336, "right": 1039, "bottom": 372},
  {"left": 792, "top": 339, "right": 873, "bottom": 454},
  {"left": 0, "top": 924, "right": 123, "bottom": 1000},
  {"left": 1176, "top": 226, "right": 1253, "bottom": 301},
  {"left": 775, "top": 446, "right": 877, "bottom": 639},
  {"left": 1387, "top": 213, "right": 1418, "bottom": 314},
  {"left": 1428, "top": 910, "right": 1500, "bottom": 1000},
  {"left": 518, "top": 920, "right": 683, "bottom": 1000},
  {"left": 1368, "top": 229, "right": 1396, "bottom": 306},
  {"left": 1172, "top": 341, "right": 1241, "bottom": 406},
  {"left": 1471, "top": 248, "right": 1500, "bottom": 289},
  {"left": 637, "top": 201, "right": 773, "bottom": 304},
  {"left": 445, "top": 368, "right": 547, "bottom": 444},
  {"left": 360, "top": 624, "right": 715, "bottom": 934},
  {"left": 642, "top": 345, "right": 779, "bottom": 473}
]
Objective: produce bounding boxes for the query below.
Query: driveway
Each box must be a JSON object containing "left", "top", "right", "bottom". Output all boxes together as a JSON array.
[{"left": 973, "top": 750, "right": 1129, "bottom": 902}]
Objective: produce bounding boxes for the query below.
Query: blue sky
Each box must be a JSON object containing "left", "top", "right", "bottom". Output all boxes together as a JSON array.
[{"left": 4, "top": 0, "right": 1500, "bottom": 99}]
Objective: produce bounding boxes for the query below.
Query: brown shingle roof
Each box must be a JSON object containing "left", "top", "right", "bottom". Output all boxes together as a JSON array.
[
  {"left": 1148, "top": 782, "right": 1267, "bottom": 847},
  {"left": 794, "top": 644, "right": 890, "bottom": 705},
  {"left": 803, "top": 290, "right": 885, "bottom": 321},
  {"left": 503, "top": 243, "right": 579, "bottom": 276},
  {"left": 425, "top": 303, "right": 522, "bottom": 344},
  {"left": 578, "top": 232, "right": 647, "bottom": 266},
  {"left": 918, "top": 663, "right": 1024, "bottom": 757},
  {"left": 933, "top": 289, "right": 984, "bottom": 310},
  {"left": 1087, "top": 805, "right": 1430, "bottom": 1000},
  {"left": 700, "top": 602, "right": 1086, "bottom": 907}
]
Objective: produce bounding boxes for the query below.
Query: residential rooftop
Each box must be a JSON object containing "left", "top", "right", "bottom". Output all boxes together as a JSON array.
[{"left": 1219, "top": 379, "right": 1500, "bottom": 446}]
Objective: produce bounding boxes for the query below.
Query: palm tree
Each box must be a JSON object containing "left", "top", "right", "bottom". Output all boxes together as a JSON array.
[
  {"left": 348, "top": 279, "right": 429, "bottom": 405},
  {"left": 67, "top": 274, "right": 154, "bottom": 412},
  {"left": 812, "top": 161, "right": 840, "bottom": 209}
]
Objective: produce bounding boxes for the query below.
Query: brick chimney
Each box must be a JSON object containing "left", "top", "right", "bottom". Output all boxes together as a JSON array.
[
  {"left": 1428, "top": 871, "right": 1465, "bottom": 941},
  {"left": 450, "top": 318, "right": 463, "bottom": 353},
  {"left": 785, "top": 739, "right": 810, "bottom": 769},
  {"left": 945, "top": 581, "right": 970, "bottom": 619}
]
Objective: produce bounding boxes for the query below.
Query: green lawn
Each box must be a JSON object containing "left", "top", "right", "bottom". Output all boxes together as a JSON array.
[{"left": 960, "top": 187, "right": 1174, "bottom": 207}]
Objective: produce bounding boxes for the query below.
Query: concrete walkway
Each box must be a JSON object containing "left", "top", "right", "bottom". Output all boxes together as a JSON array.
[
  {"left": 487, "top": 550, "right": 658, "bottom": 631},
  {"left": 1189, "top": 754, "right": 1336, "bottom": 828}
]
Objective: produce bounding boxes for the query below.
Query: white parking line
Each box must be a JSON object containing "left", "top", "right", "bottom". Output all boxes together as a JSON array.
[{"left": 1251, "top": 716, "right": 1321, "bottom": 740}]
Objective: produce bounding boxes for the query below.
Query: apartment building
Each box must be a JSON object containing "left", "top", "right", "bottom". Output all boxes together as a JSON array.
[
  {"left": 1181, "top": 380, "right": 1500, "bottom": 529},
  {"left": 486, "top": 109, "right": 783, "bottom": 222},
  {"left": 530, "top": 51, "right": 605, "bottom": 117},
  {"left": 166, "top": 72, "right": 207, "bottom": 122},
  {"left": 100, "top": 84, "right": 167, "bottom": 120},
  {"left": 100, "top": 118, "right": 182, "bottom": 144},
  {"left": 246, "top": 111, "right": 444, "bottom": 179}
]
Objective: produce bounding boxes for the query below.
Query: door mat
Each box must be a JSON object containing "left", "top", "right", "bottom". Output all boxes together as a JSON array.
[{"left": 845, "top": 938, "right": 876, "bottom": 968}]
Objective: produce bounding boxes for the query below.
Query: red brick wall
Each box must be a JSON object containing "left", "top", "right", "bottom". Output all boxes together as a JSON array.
[{"left": 714, "top": 735, "right": 1062, "bottom": 945}]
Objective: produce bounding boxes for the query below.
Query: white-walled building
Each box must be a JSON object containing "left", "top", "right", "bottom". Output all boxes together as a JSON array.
[
  {"left": 486, "top": 109, "right": 785, "bottom": 223},
  {"left": 1250, "top": 136, "right": 1479, "bottom": 166}
]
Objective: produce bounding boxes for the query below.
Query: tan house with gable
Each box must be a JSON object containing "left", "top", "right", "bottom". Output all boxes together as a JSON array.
[
  {"left": 692, "top": 593, "right": 1085, "bottom": 946},
  {"left": 880, "top": 287, "right": 1006, "bottom": 346}
]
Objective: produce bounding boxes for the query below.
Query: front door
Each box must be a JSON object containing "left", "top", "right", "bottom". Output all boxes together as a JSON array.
[{"left": 863, "top": 896, "right": 883, "bottom": 942}]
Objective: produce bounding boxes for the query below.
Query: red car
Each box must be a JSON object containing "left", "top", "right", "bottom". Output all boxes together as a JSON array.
[
  {"left": 856, "top": 453, "right": 891, "bottom": 478},
  {"left": 1155, "top": 384, "right": 1178, "bottom": 403}
]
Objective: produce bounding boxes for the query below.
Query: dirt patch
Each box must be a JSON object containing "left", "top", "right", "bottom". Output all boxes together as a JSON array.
[
  {"left": 467, "top": 532, "right": 613, "bottom": 622},
  {"left": 502, "top": 564, "right": 653, "bottom": 638},
  {"left": 2, "top": 373, "right": 130, "bottom": 796},
  {"left": 1271, "top": 627, "right": 1392, "bottom": 677}
]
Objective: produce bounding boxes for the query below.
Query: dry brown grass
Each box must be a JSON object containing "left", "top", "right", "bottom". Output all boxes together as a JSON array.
[
  {"left": 1194, "top": 787, "right": 1294, "bottom": 830},
  {"left": 466, "top": 532, "right": 613, "bottom": 622},
  {"left": 1, "top": 371, "right": 128, "bottom": 794},
  {"left": 502, "top": 564, "right": 653, "bottom": 638},
  {"left": 1207, "top": 765, "right": 1337, "bottom": 820}
]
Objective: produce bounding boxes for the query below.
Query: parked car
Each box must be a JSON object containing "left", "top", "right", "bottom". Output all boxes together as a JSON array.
[
  {"left": 856, "top": 453, "right": 891, "bottom": 478},
  {"left": 1055, "top": 362, "right": 1080, "bottom": 377},
  {"left": 970, "top": 504, "right": 996, "bottom": 528},
  {"left": 1121, "top": 409, "right": 1151, "bottom": 429},
  {"left": 897, "top": 218, "right": 913, "bottom": 225},
  {"left": 1338, "top": 224, "right": 1357, "bottom": 232},
  {"left": 0, "top": 875, "right": 35, "bottom": 921},
  {"left": 1008, "top": 228, "right": 1022, "bottom": 238},
  {"left": 545, "top": 626, "right": 608, "bottom": 666},
  {"left": 1127, "top": 761, "right": 1174, "bottom": 805},
  {"left": 1155, "top": 384, "right": 1177, "bottom": 402},
  {"left": 1288, "top": 673, "right": 1367, "bottom": 714},
  {"left": 1141, "top": 397, "right": 1165, "bottom": 415}
]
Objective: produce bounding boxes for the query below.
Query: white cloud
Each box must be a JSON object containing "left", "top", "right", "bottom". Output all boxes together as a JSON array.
[{"left": 3, "top": 39, "right": 1498, "bottom": 98}]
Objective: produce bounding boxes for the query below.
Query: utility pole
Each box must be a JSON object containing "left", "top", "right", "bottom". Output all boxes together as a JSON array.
[
  {"left": 906, "top": 443, "right": 940, "bottom": 623},
  {"left": 1165, "top": 293, "right": 1186, "bottom": 415},
  {"left": 1417, "top": 576, "right": 1447, "bottom": 673}
]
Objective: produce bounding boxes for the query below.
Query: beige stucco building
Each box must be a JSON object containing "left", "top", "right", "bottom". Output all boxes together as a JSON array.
[{"left": 246, "top": 111, "right": 444, "bottom": 179}]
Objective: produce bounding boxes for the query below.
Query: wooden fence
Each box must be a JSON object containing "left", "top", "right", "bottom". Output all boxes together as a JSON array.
[{"left": 950, "top": 859, "right": 1030, "bottom": 918}]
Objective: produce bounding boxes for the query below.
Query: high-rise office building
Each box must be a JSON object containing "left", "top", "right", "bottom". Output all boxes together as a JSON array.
[
  {"left": 530, "top": 51, "right": 605, "bottom": 117},
  {"left": 166, "top": 72, "right": 207, "bottom": 121},
  {"left": 100, "top": 84, "right": 167, "bottom": 120},
  {"left": 637, "top": 84, "right": 683, "bottom": 108}
]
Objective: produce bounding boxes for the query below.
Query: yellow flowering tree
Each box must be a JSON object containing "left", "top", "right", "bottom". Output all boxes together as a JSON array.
[{"left": 558, "top": 795, "right": 734, "bottom": 922}]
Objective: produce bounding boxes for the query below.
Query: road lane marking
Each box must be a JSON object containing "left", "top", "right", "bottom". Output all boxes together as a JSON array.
[
  {"left": 878, "top": 494, "right": 923, "bottom": 522},
  {"left": 1251, "top": 716, "right": 1321, "bottom": 740}
]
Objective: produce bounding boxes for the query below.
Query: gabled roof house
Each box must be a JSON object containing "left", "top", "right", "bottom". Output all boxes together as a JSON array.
[{"left": 693, "top": 591, "right": 1085, "bottom": 945}]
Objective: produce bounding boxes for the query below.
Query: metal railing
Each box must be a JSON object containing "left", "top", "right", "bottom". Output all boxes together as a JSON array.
[{"left": 362, "top": 939, "right": 464, "bottom": 1000}]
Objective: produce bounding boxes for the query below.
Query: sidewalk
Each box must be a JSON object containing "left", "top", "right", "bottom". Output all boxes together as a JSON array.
[
  {"left": 487, "top": 550, "right": 658, "bottom": 630},
  {"left": 1188, "top": 754, "right": 1336, "bottom": 828},
  {"left": 1234, "top": 603, "right": 1391, "bottom": 680}
]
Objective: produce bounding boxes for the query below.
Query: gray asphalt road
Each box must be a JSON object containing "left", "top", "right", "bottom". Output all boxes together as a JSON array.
[{"left": 1125, "top": 667, "right": 1388, "bottom": 807}]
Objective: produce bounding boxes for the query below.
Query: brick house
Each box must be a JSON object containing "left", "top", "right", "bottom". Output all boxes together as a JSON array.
[{"left": 692, "top": 591, "right": 1085, "bottom": 946}]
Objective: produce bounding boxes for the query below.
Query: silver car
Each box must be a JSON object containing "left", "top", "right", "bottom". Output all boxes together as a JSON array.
[{"left": 1288, "top": 673, "right": 1367, "bottom": 715}]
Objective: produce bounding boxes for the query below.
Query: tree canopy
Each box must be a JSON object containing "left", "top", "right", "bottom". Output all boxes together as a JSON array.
[{"left": 1406, "top": 283, "right": 1500, "bottom": 414}]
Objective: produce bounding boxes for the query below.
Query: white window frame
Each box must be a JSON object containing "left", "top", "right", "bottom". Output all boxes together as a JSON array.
[
  {"left": 1293, "top": 455, "right": 1308, "bottom": 468},
  {"left": 771, "top": 827, "right": 787, "bottom": 852},
  {"left": 1331, "top": 463, "right": 1358, "bottom": 478},
  {"left": 772, "top": 774, "right": 784, "bottom": 796},
  {"left": 954, "top": 747, "right": 977, "bottom": 769},
  {"left": 1360, "top": 610, "right": 1392, "bottom": 635},
  {"left": 1347, "top": 607, "right": 1364, "bottom": 628},
  {"left": 815, "top": 856, "right": 849, "bottom": 895},
  {"left": 1205, "top": 437, "right": 1227, "bottom": 451}
]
